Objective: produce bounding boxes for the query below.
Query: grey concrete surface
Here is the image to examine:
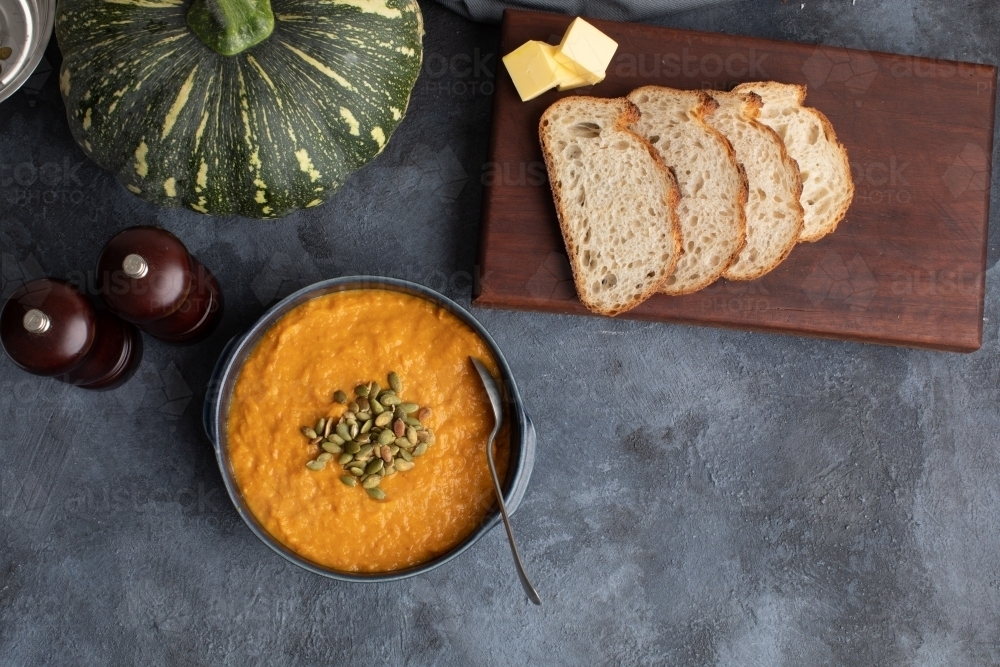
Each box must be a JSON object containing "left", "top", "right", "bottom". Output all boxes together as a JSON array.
[{"left": 1, "top": 1, "right": 999, "bottom": 665}]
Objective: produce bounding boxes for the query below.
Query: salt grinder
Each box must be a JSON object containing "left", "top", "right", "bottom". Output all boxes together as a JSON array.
[
  {"left": 97, "top": 226, "right": 223, "bottom": 344},
  {"left": 0, "top": 279, "right": 143, "bottom": 389}
]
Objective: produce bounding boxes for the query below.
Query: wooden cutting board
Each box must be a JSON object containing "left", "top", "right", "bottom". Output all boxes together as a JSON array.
[{"left": 473, "top": 9, "right": 996, "bottom": 352}]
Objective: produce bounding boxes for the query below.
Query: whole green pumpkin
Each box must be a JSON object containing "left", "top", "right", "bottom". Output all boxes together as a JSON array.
[{"left": 55, "top": 0, "right": 423, "bottom": 218}]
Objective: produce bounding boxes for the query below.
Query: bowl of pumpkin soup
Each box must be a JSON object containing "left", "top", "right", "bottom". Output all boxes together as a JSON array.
[{"left": 203, "top": 277, "right": 536, "bottom": 581}]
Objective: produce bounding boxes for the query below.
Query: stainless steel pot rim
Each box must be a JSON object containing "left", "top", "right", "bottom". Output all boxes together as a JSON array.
[
  {"left": 204, "top": 276, "right": 536, "bottom": 582},
  {"left": 0, "top": 0, "right": 52, "bottom": 103}
]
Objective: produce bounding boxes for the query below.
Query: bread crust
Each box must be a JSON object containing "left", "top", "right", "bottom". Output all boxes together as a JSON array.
[
  {"left": 626, "top": 86, "right": 749, "bottom": 296},
  {"left": 712, "top": 90, "right": 805, "bottom": 282},
  {"left": 733, "top": 81, "right": 855, "bottom": 242},
  {"left": 538, "top": 96, "right": 681, "bottom": 317},
  {"left": 690, "top": 90, "right": 750, "bottom": 288}
]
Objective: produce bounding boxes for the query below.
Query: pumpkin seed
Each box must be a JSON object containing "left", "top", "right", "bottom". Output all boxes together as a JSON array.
[
  {"left": 0, "top": 48, "right": 12, "bottom": 61},
  {"left": 306, "top": 374, "right": 437, "bottom": 500}
]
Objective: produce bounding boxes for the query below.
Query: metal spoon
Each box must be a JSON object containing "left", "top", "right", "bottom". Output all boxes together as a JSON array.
[{"left": 470, "top": 356, "right": 541, "bottom": 606}]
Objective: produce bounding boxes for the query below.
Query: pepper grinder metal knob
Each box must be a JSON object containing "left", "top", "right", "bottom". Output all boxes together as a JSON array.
[
  {"left": 97, "top": 226, "right": 224, "bottom": 344},
  {"left": 0, "top": 279, "right": 143, "bottom": 390}
]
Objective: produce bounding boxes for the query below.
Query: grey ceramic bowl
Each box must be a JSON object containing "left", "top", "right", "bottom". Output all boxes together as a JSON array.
[{"left": 203, "top": 276, "right": 536, "bottom": 582}]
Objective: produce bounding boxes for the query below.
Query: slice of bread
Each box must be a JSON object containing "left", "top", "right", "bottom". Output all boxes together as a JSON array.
[
  {"left": 705, "top": 91, "right": 804, "bottom": 281},
  {"left": 539, "top": 96, "right": 682, "bottom": 316},
  {"left": 628, "top": 86, "right": 748, "bottom": 295},
  {"left": 733, "top": 82, "right": 854, "bottom": 242}
]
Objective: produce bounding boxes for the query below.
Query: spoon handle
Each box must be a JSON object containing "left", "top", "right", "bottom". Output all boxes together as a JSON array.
[{"left": 487, "top": 436, "right": 542, "bottom": 605}]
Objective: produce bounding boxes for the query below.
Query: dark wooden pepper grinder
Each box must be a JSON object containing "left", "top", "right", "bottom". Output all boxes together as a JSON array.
[
  {"left": 97, "top": 226, "right": 223, "bottom": 344},
  {"left": 0, "top": 279, "right": 143, "bottom": 389}
]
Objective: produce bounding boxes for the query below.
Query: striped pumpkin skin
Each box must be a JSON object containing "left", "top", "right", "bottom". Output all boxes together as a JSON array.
[{"left": 56, "top": 0, "right": 423, "bottom": 218}]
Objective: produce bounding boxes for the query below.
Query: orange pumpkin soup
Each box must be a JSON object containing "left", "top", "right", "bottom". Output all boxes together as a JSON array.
[{"left": 227, "top": 289, "right": 509, "bottom": 572}]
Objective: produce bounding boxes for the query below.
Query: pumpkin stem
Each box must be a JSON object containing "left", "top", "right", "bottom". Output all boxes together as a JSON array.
[{"left": 187, "top": 0, "right": 274, "bottom": 56}]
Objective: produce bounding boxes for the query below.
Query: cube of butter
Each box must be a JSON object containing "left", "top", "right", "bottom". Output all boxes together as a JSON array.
[
  {"left": 557, "top": 71, "right": 605, "bottom": 92},
  {"left": 554, "top": 18, "right": 618, "bottom": 82},
  {"left": 503, "top": 41, "right": 579, "bottom": 101}
]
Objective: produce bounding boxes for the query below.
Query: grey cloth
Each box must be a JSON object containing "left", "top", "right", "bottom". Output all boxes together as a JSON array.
[{"left": 432, "top": 0, "right": 736, "bottom": 23}]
